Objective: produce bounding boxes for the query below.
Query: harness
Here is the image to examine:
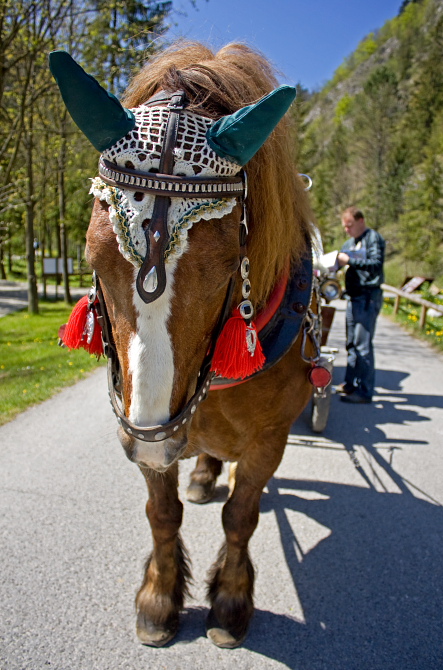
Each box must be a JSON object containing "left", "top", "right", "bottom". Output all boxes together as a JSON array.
[{"left": 89, "top": 90, "right": 321, "bottom": 442}]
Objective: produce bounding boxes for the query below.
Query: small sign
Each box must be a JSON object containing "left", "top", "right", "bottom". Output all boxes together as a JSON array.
[
  {"left": 43, "top": 258, "right": 73, "bottom": 275},
  {"left": 401, "top": 276, "right": 433, "bottom": 294}
]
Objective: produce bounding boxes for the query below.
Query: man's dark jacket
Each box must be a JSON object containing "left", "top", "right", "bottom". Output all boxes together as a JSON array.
[{"left": 342, "top": 228, "right": 385, "bottom": 298}]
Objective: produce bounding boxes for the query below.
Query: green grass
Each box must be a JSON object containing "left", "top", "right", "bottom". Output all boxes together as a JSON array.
[
  {"left": 382, "top": 296, "right": 443, "bottom": 353},
  {"left": 0, "top": 301, "right": 105, "bottom": 426}
]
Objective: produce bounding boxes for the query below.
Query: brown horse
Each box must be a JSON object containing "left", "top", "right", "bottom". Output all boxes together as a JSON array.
[{"left": 50, "top": 42, "right": 318, "bottom": 648}]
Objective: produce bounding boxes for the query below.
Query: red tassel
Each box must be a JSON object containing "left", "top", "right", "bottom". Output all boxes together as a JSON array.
[
  {"left": 211, "top": 307, "right": 265, "bottom": 379},
  {"left": 62, "top": 295, "right": 104, "bottom": 357}
]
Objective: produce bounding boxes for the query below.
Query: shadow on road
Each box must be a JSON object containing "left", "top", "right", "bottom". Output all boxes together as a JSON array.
[
  {"left": 174, "top": 480, "right": 443, "bottom": 669},
  {"left": 172, "top": 367, "right": 443, "bottom": 668},
  {"left": 237, "top": 366, "right": 443, "bottom": 669},
  {"left": 250, "top": 479, "right": 443, "bottom": 670}
]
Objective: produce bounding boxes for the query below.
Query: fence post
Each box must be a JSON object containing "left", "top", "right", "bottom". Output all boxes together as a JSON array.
[
  {"left": 394, "top": 294, "right": 401, "bottom": 315},
  {"left": 419, "top": 305, "right": 427, "bottom": 330}
]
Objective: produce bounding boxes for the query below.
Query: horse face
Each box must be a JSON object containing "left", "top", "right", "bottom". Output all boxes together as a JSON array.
[{"left": 86, "top": 106, "right": 243, "bottom": 471}]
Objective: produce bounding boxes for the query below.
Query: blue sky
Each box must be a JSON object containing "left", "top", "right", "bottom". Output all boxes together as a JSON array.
[{"left": 168, "top": 0, "right": 403, "bottom": 90}]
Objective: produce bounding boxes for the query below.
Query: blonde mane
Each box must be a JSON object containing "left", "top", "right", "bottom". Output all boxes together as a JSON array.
[{"left": 123, "top": 41, "right": 313, "bottom": 308}]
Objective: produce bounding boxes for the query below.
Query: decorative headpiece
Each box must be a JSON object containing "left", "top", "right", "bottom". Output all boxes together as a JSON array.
[
  {"left": 49, "top": 50, "right": 295, "bottom": 164},
  {"left": 50, "top": 51, "right": 296, "bottom": 380}
]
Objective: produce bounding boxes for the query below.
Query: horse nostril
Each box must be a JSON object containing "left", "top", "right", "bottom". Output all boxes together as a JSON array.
[{"left": 164, "top": 438, "right": 188, "bottom": 464}]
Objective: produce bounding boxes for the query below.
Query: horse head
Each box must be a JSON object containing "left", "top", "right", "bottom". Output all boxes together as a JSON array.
[{"left": 50, "top": 49, "right": 299, "bottom": 472}]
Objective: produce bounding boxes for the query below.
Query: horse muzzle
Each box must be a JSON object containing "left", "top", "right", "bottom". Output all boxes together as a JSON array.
[{"left": 118, "top": 426, "right": 187, "bottom": 471}]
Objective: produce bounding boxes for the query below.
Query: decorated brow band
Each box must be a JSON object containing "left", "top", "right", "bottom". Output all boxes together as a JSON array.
[{"left": 98, "top": 159, "right": 245, "bottom": 197}]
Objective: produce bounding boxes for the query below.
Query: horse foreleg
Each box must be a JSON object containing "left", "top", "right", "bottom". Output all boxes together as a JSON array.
[
  {"left": 186, "top": 453, "right": 223, "bottom": 504},
  {"left": 206, "top": 438, "right": 285, "bottom": 648},
  {"left": 136, "top": 463, "right": 191, "bottom": 647}
]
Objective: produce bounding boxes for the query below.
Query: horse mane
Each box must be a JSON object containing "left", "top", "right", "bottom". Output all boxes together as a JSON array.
[{"left": 123, "top": 41, "right": 314, "bottom": 309}]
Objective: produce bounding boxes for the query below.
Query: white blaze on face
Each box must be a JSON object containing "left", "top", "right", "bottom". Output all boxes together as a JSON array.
[{"left": 128, "top": 262, "right": 177, "bottom": 438}]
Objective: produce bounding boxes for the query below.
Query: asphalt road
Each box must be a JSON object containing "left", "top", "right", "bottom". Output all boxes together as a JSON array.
[
  {"left": 0, "top": 280, "right": 87, "bottom": 317},
  {"left": 1, "top": 301, "right": 442, "bottom": 670}
]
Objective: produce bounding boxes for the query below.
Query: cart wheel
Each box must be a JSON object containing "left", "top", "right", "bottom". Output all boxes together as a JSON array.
[{"left": 311, "top": 384, "right": 332, "bottom": 433}]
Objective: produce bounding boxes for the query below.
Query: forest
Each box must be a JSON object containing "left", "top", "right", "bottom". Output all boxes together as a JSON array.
[
  {"left": 0, "top": 0, "right": 172, "bottom": 311},
  {"left": 296, "top": 0, "right": 443, "bottom": 286},
  {"left": 1, "top": 0, "right": 442, "bottom": 314}
]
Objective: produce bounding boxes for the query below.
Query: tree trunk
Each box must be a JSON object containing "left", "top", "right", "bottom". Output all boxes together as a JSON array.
[
  {"left": 7, "top": 239, "right": 12, "bottom": 274},
  {"left": 25, "top": 112, "right": 39, "bottom": 314},
  {"left": 0, "top": 240, "right": 6, "bottom": 279},
  {"left": 58, "top": 114, "right": 71, "bottom": 304}
]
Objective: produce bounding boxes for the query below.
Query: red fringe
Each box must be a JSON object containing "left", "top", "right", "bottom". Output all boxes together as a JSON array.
[
  {"left": 62, "top": 295, "right": 104, "bottom": 357},
  {"left": 211, "top": 307, "right": 265, "bottom": 380}
]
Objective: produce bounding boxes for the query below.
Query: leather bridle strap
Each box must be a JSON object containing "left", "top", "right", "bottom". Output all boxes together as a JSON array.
[
  {"left": 98, "top": 158, "right": 244, "bottom": 198},
  {"left": 136, "top": 91, "right": 185, "bottom": 303}
]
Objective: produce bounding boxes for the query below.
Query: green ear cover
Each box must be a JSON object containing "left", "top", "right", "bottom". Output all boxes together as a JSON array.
[
  {"left": 49, "top": 50, "right": 135, "bottom": 151},
  {"left": 206, "top": 85, "right": 296, "bottom": 166}
]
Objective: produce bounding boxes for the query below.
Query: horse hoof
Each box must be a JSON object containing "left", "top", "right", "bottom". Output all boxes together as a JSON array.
[
  {"left": 206, "top": 608, "right": 247, "bottom": 649},
  {"left": 136, "top": 612, "right": 178, "bottom": 647},
  {"left": 186, "top": 480, "right": 216, "bottom": 504}
]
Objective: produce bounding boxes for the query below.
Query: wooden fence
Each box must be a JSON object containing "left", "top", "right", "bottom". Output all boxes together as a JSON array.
[{"left": 381, "top": 283, "right": 443, "bottom": 330}]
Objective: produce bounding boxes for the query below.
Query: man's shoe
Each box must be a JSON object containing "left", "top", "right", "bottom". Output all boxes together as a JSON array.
[
  {"left": 340, "top": 392, "right": 371, "bottom": 404},
  {"left": 335, "top": 382, "right": 355, "bottom": 395}
]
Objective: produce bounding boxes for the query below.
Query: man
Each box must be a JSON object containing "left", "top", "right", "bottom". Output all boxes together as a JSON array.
[{"left": 336, "top": 207, "right": 385, "bottom": 404}]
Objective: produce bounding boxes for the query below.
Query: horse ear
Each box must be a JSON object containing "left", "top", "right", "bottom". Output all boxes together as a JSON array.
[
  {"left": 206, "top": 86, "right": 296, "bottom": 166},
  {"left": 49, "top": 50, "right": 135, "bottom": 152}
]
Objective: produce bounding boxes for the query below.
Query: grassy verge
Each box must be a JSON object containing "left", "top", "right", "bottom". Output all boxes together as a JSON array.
[
  {"left": 0, "top": 301, "right": 105, "bottom": 426},
  {"left": 382, "top": 297, "right": 443, "bottom": 353}
]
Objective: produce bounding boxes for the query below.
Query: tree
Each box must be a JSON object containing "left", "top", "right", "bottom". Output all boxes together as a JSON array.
[
  {"left": 398, "top": 132, "right": 443, "bottom": 277},
  {"left": 403, "top": 11, "right": 443, "bottom": 162},
  {"left": 82, "top": 0, "right": 172, "bottom": 94},
  {"left": 0, "top": 0, "right": 174, "bottom": 311},
  {"left": 399, "top": 0, "right": 423, "bottom": 15},
  {"left": 1, "top": 0, "right": 76, "bottom": 312},
  {"left": 352, "top": 66, "right": 401, "bottom": 229}
]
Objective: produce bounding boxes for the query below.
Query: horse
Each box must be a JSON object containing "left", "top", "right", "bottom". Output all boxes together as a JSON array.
[{"left": 50, "top": 42, "right": 322, "bottom": 649}]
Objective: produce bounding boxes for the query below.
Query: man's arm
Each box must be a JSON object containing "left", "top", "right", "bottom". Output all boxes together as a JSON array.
[{"left": 338, "top": 231, "right": 384, "bottom": 273}]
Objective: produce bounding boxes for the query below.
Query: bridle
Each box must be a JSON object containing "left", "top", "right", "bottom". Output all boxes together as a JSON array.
[
  {"left": 98, "top": 90, "right": 245, "bottom": 305},
  {"left": 93, "top": 90, "right": 248, "bottom": 442}
]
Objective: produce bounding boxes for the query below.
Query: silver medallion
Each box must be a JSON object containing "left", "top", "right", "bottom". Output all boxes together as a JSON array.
[
  {"left": 245, "top": 325, "right": 257, "bottom": 356},
  {"left": 242, "top": 278, "right": 252, "bottom": 299},
  {"left": 239, "top": 299, "right": 254, "bottom": 320},
  {"left": 85, "top": 310, "right": 95, "bottom": 344},
  {"left": 143, "top": 266, "right": 158, "bottom": 293}
]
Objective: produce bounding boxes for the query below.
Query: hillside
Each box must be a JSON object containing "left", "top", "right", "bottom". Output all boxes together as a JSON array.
[{"left": 298, "top": 0, "right": 443, "bottom": 286}]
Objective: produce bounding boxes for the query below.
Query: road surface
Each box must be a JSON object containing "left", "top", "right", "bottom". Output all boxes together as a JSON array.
[
  {"left": 1, "top": 301, "right": 442, "bottom": 670},
  {"left": 0, "top": 280, "right": 87, "bottom": 317}
]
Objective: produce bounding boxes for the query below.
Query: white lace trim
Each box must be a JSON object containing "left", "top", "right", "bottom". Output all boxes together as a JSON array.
[
  {"left": 90, "top": 177, "right": 236, "bottom": 265},
  {"left": 90, "top": 105, "right": 241, "bottom": 266}
]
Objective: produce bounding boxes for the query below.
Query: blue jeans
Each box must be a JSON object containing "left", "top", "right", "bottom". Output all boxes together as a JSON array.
[{"left": 344, "top": 290, "right": 383, "bottom": 399}]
